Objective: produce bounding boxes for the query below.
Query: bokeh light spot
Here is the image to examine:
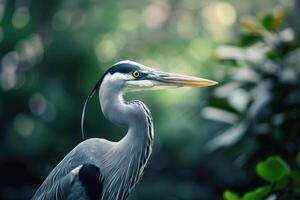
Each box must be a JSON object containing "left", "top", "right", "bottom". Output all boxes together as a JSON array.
[
  {"left": 119, "top": 10, "right": 140, "bottom": 31},
  {"left": 52, "top": 9, "right": 72, "bottom": 31},
  {"left": 17, "top": 34, "right": 44, "bottom": 67},
  {"left": 29, "top": 94, "right": 47, "bottom": 116},
  {"left": 29, "top": 93, "right": 57, "bottom": 122},
  {"left": 176, "top": 11, "right": 198, "bottom": 39},
  {"left": 143, "top": 0, "right": 170, "bottom": 29},
  {"left": 188, "top": 37, "right": 212, "bottom": 61},
  {"left": 12, "top": 7, "right": 30, "bottom": 29},
  {"left": 215, "top": 2, "right": 236, "bottom": 26},
  {"left": 0, "top": 52, "right": 19, "bottom": 90},
  {"left": 95, "top": 36, "right": 118, "bottom": 62},
  {"left": 201, "top": 2, "right": 236, "bottom": 41},
  {"left": 14, "top": 114, "right": 35, "bottom": 137}
]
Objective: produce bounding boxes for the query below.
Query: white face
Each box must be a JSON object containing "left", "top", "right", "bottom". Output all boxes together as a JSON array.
[
  {"left": 107, "top": 69, "right": 157, "bottom": 92},
  {"left": 105, "top": 61, "right": 157, "bottom": 92},
  {"left": 104, "top": 60, "right": 218, "bottom": 93}
]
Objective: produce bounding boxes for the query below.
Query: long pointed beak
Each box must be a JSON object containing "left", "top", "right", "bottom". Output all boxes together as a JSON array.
[{"left": 150, "top": 71, "right": 218, "bottom": 87}]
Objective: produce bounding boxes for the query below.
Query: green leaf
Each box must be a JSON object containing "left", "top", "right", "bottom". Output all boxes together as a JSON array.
[
  {"left": 260, "top": 13, "right": 283, "bottom": 32},
  {"left": 291, "top": 170, "right": 300, "bottom": 195},
  {"left": 235, "top": 34, "right": 262, "bottom": 47},
  {"left": 296, "top": 153, "right": 300, "bottom": 166},
  {"left": 241, "top": 185, "right": 271, "bottom": 200},
  {"left": 261, "top": 14, "right": 274, "bottom": 31},
  {"left": 273, "top": 175, "right": 288, "bottom": 191},
  {"left": 256, "top": 156, "right": 290, "bottom": 182},
  {"left": 291, "top": 170, "right": 300, "bottom": 190},
  {"left": 223, "top": 190, "right": 240, "bottom": 200}
]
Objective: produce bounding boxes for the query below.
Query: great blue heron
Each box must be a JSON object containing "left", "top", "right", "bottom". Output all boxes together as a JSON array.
[{"left": 32, "top": 60, "right": 217, "bottom": 200}]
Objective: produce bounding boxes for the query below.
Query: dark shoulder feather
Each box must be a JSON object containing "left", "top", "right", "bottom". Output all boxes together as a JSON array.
[{"left": 78, "top": 164, "right": 104, "bottom": 200}]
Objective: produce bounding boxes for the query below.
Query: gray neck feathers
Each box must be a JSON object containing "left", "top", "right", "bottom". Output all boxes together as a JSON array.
[
  {"left": 99, "top": 75, "right": 154, "bottom": 199},
  {"left": 99, "top": 77, "right": 129, "bottom": 128},
  {"left": 99, "top": 75, "right": 153, "bottom": 142}
]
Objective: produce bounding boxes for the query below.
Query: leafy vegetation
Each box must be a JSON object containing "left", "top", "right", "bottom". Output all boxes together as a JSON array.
[
  {"left": 202, "top": 10, "right": 300, "bottom": 200},
  {"left": 205, "top": 10, "right": 300, "bottom": 166},
  {"left": 224, "top": 154, "right": 300, "bottom": 200}
]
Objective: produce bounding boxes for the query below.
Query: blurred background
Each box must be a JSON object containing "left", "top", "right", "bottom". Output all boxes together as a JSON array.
[{"left": 0, "top": 0, "right": 299, "bottom": 199}]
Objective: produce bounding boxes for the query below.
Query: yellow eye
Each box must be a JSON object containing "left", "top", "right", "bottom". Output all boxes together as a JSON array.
[{"left": 132, "top": 71, "right": 140, "bottom": 78}]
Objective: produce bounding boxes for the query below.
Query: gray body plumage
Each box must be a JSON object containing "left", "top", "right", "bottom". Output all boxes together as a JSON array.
[{"left": 33, "top": 66, "right": 154, "bottom": 200}]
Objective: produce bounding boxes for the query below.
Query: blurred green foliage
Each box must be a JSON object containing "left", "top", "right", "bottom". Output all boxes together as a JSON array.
[
  {"left": 205, "top": 9, "right": 300, "bottom": 200},
  {"left": 0, "top": 0, "right": 299, "bottom": 199},
  {"left": 224, "top": 154, "right": 300, "bottom": 200}
]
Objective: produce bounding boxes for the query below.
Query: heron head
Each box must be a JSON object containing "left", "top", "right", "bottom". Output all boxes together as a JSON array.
[
  {"left": 100, "top": 60, "right": 218, "bottom": 92},
  {"left": 81, "top": 60, "right": 218, "bottom": 138}
]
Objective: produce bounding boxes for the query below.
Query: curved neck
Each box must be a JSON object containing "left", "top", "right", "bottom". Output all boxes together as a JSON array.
[
  {"left": 99, "top": 77, "right": 154, "bottom": 149},
  {"left": 99, "top": 78, "right": 154, "bottom": 197},
  {"left": 99, "top": 76, "right": 152, "bottom": 140},
  {"left": 99, "top": 86, "right": 129, "bottom": 128}
]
